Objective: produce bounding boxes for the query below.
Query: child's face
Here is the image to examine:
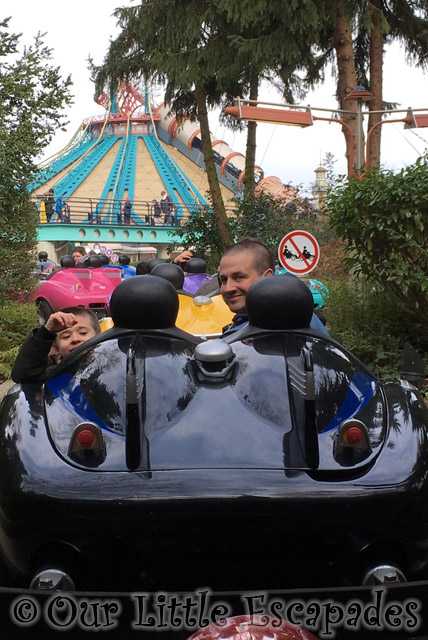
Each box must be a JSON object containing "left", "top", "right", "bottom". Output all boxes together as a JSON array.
[
  {"left": 72, "top": 251, "right": 84, "bottom": 264},
  {"left": 54, "top": 316, "right": 97, "bottom": 358}
]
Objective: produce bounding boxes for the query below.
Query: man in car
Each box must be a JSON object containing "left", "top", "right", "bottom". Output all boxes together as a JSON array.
[
  {"left": 12, "top": 307, "right": 101, "bottom": 384},
  {"left": 218, "top": 238, "right": 329, "bottom": 335}
]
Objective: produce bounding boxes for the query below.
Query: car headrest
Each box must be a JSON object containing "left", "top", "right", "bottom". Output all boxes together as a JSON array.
[
  {"left": 119, "top": 254, "right": 130, "bottom": 265},
  {"left": 60, "top": 255, "right": 75, "bottom": 268},
  {"left": 185, "top": 257, "right": 207, "bottom": 274},
  {"left": 147, "top": 257, "right": 165, "bottom": 273},
  {"left": 110, "top": 275, "right": 179, "bottom": 329},
  {"left": 151, "top": 263, "right": 185, "bottom": 290},
  {"left": 99, "top": 254, "right": 110, "bottom": 265},
  {"left": 38, "top": 251, "right": 48, "bottom": 261},
  {"left": 87, "top": 255, "right": 103, "bottom": 268},
  {"left": 77, "top": 254, "right": 103, "bottom": 268},
  {"left": 246, "top": 274, "right": 314, "bottom": 330}
]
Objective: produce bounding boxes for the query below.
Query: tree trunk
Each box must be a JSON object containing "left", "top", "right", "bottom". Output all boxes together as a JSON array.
[
  {"left": 194, "top": 83, "right": 234, "bottom": 249},
  {"left": 367, "top": 0, "right": 384, "bottom": 170},
  {"left": 332, "top": 2, "right": 359, "bottom": 175},
  {"left": 243, "top": 74, "right": 259, "bottom": 199}
]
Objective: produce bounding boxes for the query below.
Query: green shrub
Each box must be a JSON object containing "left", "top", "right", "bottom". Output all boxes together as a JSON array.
[
  {"left": 0, "top": 302, "right": 37, "bottom": 380},
  {"left": 327, "top": 156, "right": 428, "bottom": 336},
  {"left": 325, "top": 277, "right": 426, "bottom": 380}
]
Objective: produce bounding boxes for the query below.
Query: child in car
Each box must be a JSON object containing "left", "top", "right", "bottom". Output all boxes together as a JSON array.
[{"left": 12, "top": 307, "right": 101, "bottom": 384}]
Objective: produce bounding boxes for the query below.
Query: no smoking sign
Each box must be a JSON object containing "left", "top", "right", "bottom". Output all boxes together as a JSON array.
[{"left": 278, "top": 230, "right": 320, "bottom": 275}]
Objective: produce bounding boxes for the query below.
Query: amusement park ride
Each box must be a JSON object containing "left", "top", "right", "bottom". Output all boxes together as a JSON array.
[{"left": 31, "top": 82, "right": 288, "bottom": 261}]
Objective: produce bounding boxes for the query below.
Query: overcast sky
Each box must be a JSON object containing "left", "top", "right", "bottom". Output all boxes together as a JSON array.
[{"left": 7, "top": 0, "right": 428, "bottom": 191}]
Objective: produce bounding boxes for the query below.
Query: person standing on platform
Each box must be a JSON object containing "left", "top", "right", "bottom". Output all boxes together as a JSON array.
[
  {"left": 160, "top": 190, "right": 175, "bottom": 225},
  {"left": 44, "top": 189, "right": 55, "bottom": 223},
  {"left": 150, "top": 199, "right": 161, "bottom": 225},
  {"left": 123, "top": 198, "right": 132, "bottom": 225},
  {"left": 55, "top": 197, "right": 65, "bottom": 222},
  {"left": 62, "top": 202, "right": 71, "bottom": 223}
]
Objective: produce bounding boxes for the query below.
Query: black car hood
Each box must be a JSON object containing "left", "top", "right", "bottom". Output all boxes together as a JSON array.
[{"left": 42, "top": 331, "right": 387, "bottom": 474}]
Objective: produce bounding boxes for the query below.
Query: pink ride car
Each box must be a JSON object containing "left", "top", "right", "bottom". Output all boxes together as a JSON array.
[{"left": 32, "top": 255, "right": 122, "bottom": 323}]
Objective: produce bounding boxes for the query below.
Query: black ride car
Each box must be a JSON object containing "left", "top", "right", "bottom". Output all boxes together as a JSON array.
[{"left": 0, "top": 274, "right": 427, "bottom": 593}]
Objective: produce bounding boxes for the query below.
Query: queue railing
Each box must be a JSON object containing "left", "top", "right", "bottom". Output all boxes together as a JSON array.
[{"left": 33, "top": 195, "right": 232, "bottom": 227}]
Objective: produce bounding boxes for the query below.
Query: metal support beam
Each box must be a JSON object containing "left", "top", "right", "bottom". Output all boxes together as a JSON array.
[{"left": 37, "top": 223, "right": 183, "bottom": 245}]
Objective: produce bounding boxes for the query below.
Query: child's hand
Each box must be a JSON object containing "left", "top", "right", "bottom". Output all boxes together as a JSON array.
[
  {"left": 172, "top": 250, "right": 194, "bottom": 266},
  {"left": 45, "top": 312, "right": 78, "bottom": 334}
]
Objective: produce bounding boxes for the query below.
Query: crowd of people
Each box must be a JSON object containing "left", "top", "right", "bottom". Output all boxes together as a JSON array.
[
  {"left": 43, "top": 190, "right": 179, "bottom": 227},
  {"left": 16, "top": 239, "right": 328, "bottom": 383}
]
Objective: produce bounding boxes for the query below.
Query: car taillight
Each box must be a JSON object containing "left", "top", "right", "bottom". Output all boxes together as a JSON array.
[
  {"left": 334, "top": 419, "right": 372, "bottom": 466},
  {"left": 343, "top": 425, "right": 364, "bottom": 445},
  {"left": 77, "top": 429, "right": 96, "bottom": 447},
  {"left": 68, "top": 422, "right": 106, "bottom": 468}
]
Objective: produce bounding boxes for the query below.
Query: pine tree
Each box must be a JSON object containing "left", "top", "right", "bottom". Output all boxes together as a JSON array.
[
  {"left": 93, "top": 0, "right": 236, "bottom": 249},
  {"left": 0, "top": 18, "right": 72, "bottom": 300},
  {"left": 94, "top": 0, "right": 337, "bottom": 242},
  {"left": 304, "top": 0, "right": 428, "bottom": 173}
]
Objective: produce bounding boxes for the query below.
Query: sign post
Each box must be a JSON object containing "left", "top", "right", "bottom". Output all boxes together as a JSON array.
[{"left": 278, "top": 230, "right": 320, "bottom": 275}]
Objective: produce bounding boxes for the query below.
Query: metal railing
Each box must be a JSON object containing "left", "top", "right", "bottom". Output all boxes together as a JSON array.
[{"left": 33, "top": 195, "right": 225, "bottom": 228}]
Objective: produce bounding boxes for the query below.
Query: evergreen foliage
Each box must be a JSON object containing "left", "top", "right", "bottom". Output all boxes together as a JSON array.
[
  {"left": 324, "top": 277, "right": 414, "bottom": 380},
  {"left": 0, "top": 18, "right": 72, "bottom": 300},
  {"left": 327, "top": 155, "right": 428, "bottom": 347},
  {"left": 168, "top": 199, "right": 226, "bottom": 273},
  {"left": 170, "top": 191, "right": 333, "bottom": 271},
  {"left": 0, "top": 302, "right": 37, "bottom": 380},
  {"left": 230, "top": 192, "right": 319, "bottom": 257},
  {"left": 93, "top": 0, "right": 338, "bottom": 241}
]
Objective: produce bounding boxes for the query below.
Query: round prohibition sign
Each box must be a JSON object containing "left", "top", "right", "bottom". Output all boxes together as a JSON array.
[{"left": 278, "top": 230, "right": 320, "bottom": 274}]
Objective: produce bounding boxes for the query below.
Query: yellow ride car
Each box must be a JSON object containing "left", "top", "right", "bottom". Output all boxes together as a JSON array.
[{"left": 100, "top": 292, "right": 233, "bottom": 338}]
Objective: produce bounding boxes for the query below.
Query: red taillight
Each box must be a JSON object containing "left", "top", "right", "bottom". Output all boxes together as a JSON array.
[
  {"left": 77, "top": 429, "right": 96, "bottom": 448},
  {"left": 334, "top": 419, "right": 372, "bottom": 466},
  {"left": 344, "top": 426, "right": 363, "bottom": 445},
  {"left": 68, "top": 422, "right": 106, "bottom": 467}
]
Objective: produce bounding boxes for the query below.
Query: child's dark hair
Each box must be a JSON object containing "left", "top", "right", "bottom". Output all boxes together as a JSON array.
[
  {"left": 136, "top": 261, "right": 148, "bottom": 275},
  {"left": 59, "top": 306, "right": 101, "bottom": 334}
]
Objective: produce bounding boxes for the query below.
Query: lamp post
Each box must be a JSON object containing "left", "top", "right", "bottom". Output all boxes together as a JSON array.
[{"left": 344, "top": 86, "right": 374, "bottom": 172}]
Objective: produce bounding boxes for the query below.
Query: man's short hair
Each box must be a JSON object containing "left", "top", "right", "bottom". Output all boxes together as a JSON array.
[
  {"left": 222, "top": 238, "right": 275, "bottom": 274},
  {"left": 72, "top": 246, "right": 86, "bottom": 257},
  {"left": 59, "top": 306, "right": 101, "bottom": 334}
]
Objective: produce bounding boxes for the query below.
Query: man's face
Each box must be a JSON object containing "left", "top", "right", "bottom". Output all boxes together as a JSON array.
[
  {"left": 219, "top": 250, "right": 271, "bottom": 312},
  {"left": 54, "top": 316, "right": 97, "bottom": 358},
  {"left": 72, "top": 251, "right": 83, "bottom": 264}
]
